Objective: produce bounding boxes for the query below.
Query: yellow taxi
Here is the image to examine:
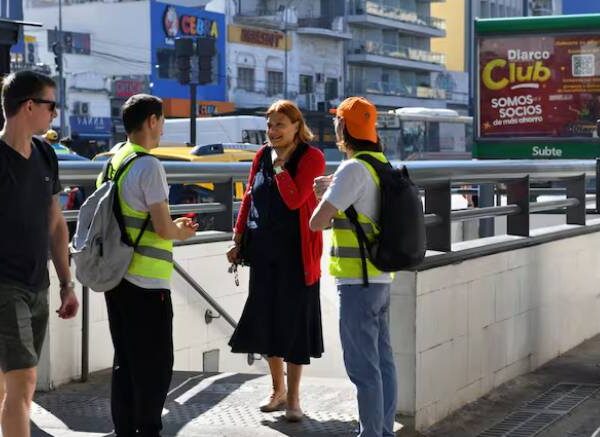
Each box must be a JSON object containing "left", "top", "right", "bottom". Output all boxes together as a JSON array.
[
  {"left": 94, "top": 142, "right": 258, "bottom": 163},
  {"left": 93, "top": 143, "right": 259, "bottom": 228},
  {"left": 94, "top": 143, "right": 259, "bottom": 198}
]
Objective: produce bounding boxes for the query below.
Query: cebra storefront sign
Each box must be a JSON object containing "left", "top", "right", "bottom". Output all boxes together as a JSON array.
[
  {"left": 150, "top": 3, "right": 226, "bottom": 101},
  {"left": 474, "top": 14, "right": 600, "bottom": 159},
  {"left": 162, "top": 5, "right": 219, "bottom": 42},
  {"left": 228, "top": 25, "right": 291, "bottom": 50}
]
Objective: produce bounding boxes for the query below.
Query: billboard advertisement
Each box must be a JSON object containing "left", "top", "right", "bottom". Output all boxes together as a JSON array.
[
  {"left": 479, "top": 33, "right": 600, "bottom": 142},
  {"left": 474, "top": 14, "right": 600, "bottom": 159}
]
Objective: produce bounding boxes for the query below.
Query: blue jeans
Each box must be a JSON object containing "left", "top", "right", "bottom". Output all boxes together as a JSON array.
[{"left": 339, "top": 283, "right": 397, "bottom": 437}]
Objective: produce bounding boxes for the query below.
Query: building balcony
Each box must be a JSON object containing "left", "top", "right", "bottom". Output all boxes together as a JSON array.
[
  {"left": 296, "top": 17, "right": 353, "bottom": 40},
  {"left": 347, "top": 81, "right": 447, "bottom": 109},
  {"left": 348, "top": 41, "right": 445, "bottom": 72},
  {"left": 234, "top": 8, "right": 295, "bottom": 30},
  {"left": 348, "top": 1, "right": 445, "bottom": 37},
  {"left": 350, "top": 81, "right": 446, "bottom": 99}
]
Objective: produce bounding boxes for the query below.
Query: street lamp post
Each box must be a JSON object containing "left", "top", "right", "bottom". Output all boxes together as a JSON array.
[
  {"left": 284, "top": 27, "right": 288, "bottom": 99},
  {"left": 58, "top": 0, "right": 65, "bottom": 137},
  {"left": 282, "top": 1, "right": 294, "bottom": 100},
  {"left": 283, "top": 7, "right": 288, "bottom": 100}
]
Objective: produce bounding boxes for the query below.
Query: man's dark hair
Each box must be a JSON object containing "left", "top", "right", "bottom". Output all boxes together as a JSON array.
[
  {"left": 343, "top": 127, "right": 383, "bottom": 153},
  {"left": 1, "top": 70, "right": 56, "bottom": 118},
  {"left": 121, "top": 94, "right": 163, "bottom": 134}
]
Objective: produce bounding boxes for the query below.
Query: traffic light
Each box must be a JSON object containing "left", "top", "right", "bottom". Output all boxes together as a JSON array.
[
  {"left": 196, "top": 38, "right": 215, "bottom": 85},
  {"left": 51, "top": 42, "right": 62, "bottom": 73},
  {"left": 174, "top": 38, "right": 194, "bottom": 85},
  {"left": 176, "top": 56, "right": 191, "bottom": 84}
]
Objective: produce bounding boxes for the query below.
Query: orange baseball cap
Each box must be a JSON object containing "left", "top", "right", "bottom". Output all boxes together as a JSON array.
[{"left": 335, "top": 97, "right": 377, "bottom": 143}]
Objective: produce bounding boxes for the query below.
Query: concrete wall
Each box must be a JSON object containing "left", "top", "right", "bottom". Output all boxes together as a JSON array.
[
  {"left": 39, "top": 223, "right": 600, "bottom": 434},
  {"left": 39, "top": 237, "right": 347, "bottom": 390},
  {"left": 393, "top": 221, "right": 600, "bottom": 430}
]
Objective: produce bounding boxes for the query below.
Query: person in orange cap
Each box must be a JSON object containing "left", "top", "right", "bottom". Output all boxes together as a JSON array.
[{"left": 309, "top": 96, "right": 397, "bottom": 437}]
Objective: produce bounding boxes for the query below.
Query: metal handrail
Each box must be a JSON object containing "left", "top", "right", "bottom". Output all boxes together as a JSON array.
[
  {"left": 64, "top": 158, "right": 598, "bottom": 376},
  {"left": 530, "top": 198, "right": 580, "bottom": 213},
  {"left": 58, "top": 159, "right": 597, "bottom": 185},
  {"left": 173, "top": 261, "right": 238, "bottom": 330},
  {"left": 451, "top": 205, "right": 521, "bottom": 222}
]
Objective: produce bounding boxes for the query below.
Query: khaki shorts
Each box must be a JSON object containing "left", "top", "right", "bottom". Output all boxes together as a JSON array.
[{"left": 0, "top": 283, "right": 49, "bottom": 372}]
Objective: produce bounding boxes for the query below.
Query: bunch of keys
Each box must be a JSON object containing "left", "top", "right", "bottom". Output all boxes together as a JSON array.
[{"left": 228, "top": 263, "right": 240, "bottom": 286}]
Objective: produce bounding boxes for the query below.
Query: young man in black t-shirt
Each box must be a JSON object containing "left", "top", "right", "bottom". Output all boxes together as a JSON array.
[{"left": 0, "top": 71, "right": 79, "bottom": 436}]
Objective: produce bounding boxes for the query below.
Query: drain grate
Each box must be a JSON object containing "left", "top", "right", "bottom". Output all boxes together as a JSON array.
[{"left": 478, "top": 383, "right": 600, "bottom": 437}]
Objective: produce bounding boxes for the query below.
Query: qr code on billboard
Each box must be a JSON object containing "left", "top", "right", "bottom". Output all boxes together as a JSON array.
[{"left": 572, "top": 54, "right": 595, "bottom": 77}]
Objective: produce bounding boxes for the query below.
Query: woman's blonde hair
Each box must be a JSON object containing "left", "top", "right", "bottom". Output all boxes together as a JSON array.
[{"left": 266, "top": 100, "right": 314, "bottom": 144}]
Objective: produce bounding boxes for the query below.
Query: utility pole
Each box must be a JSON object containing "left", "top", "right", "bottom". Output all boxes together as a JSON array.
[
  {"left": 58, "top": 0, "right": 66, "bottom": 137},
  {"left": 190, "top": 40, "right": 198, "bottom": 147},
  {"left": 283, "top": 14, "right": 288, "bottom": 99},
  {"left": 283, "top": 0, "right": 295, "bottom": 100},
  {"left": 523, "top": 0, "right": 529, "bottom": 16}
]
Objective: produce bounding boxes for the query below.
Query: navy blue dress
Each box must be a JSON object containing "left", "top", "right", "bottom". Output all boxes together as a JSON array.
[{"left": 229, "top": 144, "right": 324, "bottom": 365}]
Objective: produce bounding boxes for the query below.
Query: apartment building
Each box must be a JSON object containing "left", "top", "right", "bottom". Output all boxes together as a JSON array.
[
  {"left": 345, "top": 0, "right": 448, "bottom": 110},
  {"left": 229, "top": 0, "right": 350, "bottom": 112}
]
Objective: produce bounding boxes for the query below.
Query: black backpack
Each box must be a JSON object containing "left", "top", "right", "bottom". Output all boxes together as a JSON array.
[{"left": 345, "top": 154, "right": 426, "bottom": 286}]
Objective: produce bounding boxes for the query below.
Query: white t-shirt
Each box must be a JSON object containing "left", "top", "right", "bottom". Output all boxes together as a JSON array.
[
  {"left": 322, "top": 158, "right": 393, "bottom": 285},
  {"left": 120, "top": 156, "right": 171, "bottom": 290}
]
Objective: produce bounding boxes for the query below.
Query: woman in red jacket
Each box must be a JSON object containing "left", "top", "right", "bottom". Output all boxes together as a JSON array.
[{"left": 227, "top": 100, "right": 325, "bottom": 422}]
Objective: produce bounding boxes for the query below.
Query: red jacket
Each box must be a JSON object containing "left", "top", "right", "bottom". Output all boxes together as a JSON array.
[{"left": 234, "top": 144, "right": 325, "bottom": 286}]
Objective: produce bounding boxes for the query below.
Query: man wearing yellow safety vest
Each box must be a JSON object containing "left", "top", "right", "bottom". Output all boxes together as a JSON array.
[
  {"left": 310, "top": 97, "right": 397, "bottom": 437},
  {"left": 103, "top": 94, "right": 197, "bottom": 437}
]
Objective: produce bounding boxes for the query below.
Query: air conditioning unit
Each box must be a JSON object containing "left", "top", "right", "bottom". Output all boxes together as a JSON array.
[{"left": 71, "top": 101, "right": 90, "bottom": 116}]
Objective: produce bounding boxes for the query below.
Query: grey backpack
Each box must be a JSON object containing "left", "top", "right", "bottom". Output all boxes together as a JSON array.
[{"left": 70, "top": 152, "right": 152, "bottom": 292}]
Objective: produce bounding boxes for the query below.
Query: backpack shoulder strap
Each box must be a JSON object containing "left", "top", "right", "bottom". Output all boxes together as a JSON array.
[
  {"left": 345, "top": 205, "right": 370, "bottom": 287},
  {"left": 354, "top": 154, "right": 392, "bottom": 173},
  {"left": 112, "top": 151, "right": 152, "bottom": 182},
  {"left": 101, "top": 142, "right": 128, "bottom": 183},
  {"left": 345, "top": 154, "right": 391, "bottom": 288},
  {"left": 111, "top": 152, "right": 158, "bottom": 248}
]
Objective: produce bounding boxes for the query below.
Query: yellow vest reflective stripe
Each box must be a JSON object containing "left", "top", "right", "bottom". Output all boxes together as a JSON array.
[
  {"left": 329, "top": 151, "right": 387, "bottom": 279},
  {"left": 99, "top": 142, "right": 174, "bottom": 280}
]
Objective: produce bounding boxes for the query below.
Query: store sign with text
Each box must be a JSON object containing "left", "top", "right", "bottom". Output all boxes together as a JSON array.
[
  {"left": 228, "top": 25, "right": 290, "bottom": 51},
  {"left": 114, "top": 79, "right": 145, "bottom": 98},
  {"left": 162, "top": 5, "right": 218, "bottom": 43},
  {"left": 479, "top": 33, "right": 600, "bottom": 142}
]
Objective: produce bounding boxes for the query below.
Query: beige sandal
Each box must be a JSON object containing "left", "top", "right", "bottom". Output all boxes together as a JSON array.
[
  {"left": 259, "top": 391, "right": 287, "bottom": 412},
  {"left": 285, "top": 406, "right": 304, "bottom": 422}
]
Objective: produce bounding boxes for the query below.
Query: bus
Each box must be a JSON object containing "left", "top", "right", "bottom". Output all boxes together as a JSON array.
[
  {"left": 160, "top": 115, "right": 267, "bottom": 147},
  {"left": 378, "top": 107, "right": 473, "bottom": 160},
  {"left": 314, "top": 107, "right": 473, "bottom": 161}
]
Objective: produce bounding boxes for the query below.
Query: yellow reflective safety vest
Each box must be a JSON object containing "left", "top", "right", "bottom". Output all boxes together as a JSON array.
[
  {"left": 97, "top": 142, "right": 173, "bottom": 281},
  {"left": 329, "top": 151, "right": 387, "bottom": 280}
]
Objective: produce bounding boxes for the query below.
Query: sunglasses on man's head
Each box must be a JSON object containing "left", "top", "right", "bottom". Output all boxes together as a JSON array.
[{"left": 20, "top": 98, "right": 57, "bottom": 112}]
